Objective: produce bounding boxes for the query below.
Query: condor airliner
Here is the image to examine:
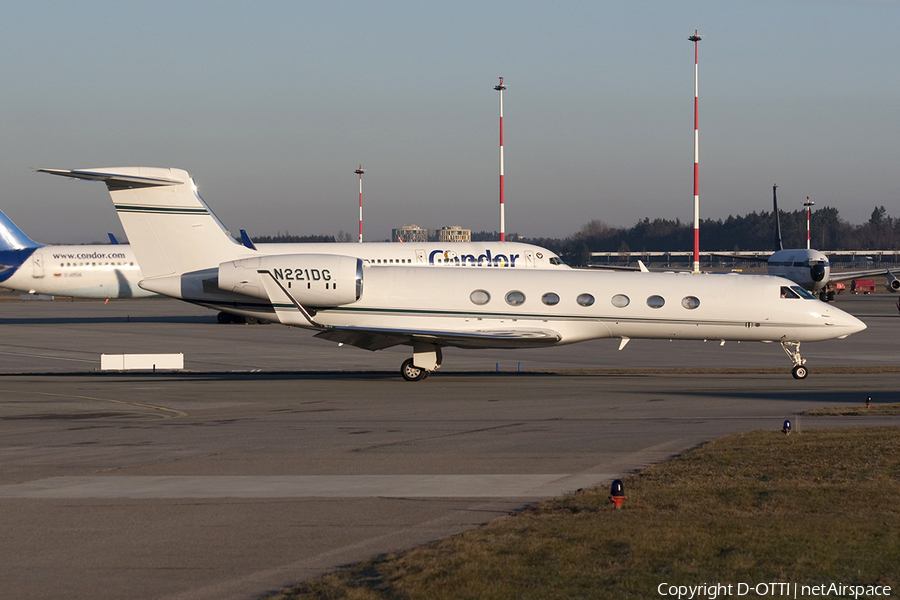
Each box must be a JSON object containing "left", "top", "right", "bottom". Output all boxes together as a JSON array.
[
  {"left": 0, "top": 208, "right": 149, "bottom": 299},
  {"left": 40, "top": 167, "right": 866, "bottom": 380},
  {"left": 1, "top": 205, "right": 566, "bottom": 312}
]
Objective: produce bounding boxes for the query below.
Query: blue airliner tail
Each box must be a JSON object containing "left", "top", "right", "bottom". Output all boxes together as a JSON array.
[
  {"left": 0, "top": 209, "right": 42, "bottom": 281},
  {"left": 0, "top": 209, "right": 41, "bottom": 251}
]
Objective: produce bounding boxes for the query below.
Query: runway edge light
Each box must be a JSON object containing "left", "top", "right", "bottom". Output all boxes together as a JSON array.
[
  {"left": 782, "top": 420, "right": 792, "bottom": 435},
  {"left": 609, "top": 479, "right": 626, "bottom": 509}
]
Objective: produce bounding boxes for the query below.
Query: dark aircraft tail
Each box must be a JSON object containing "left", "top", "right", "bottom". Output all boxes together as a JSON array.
[{"left": 773, "top": 184, "right": 784, "bottom": 251}]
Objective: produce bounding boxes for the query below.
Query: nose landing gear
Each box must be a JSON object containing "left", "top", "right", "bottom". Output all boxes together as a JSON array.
[{"left": 782, "top": 341, "right": 809, "bottom": 379}]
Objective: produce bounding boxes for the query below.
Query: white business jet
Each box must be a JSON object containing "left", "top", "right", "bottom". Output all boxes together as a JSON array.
[
  {"left": 1, "top": 206, "right": 565, "bottom": 312},
  {"left": 40, "top": 168, "right": 866, "bottom": 380}
]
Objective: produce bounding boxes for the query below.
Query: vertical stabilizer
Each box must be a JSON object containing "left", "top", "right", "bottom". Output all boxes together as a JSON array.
[
  {"left": 39, "top": 167, "right": 251, "bottom": 278},
  {"left": 773, "top": 184, "right": 784, "bottom": 251},
  {"left": 0, "top": 209, "right": 42, "bottom": 251}
]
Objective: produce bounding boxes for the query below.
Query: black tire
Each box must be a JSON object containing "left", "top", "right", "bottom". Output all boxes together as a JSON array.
[
  {"left": 217, "top": 312, "right": 234, "bottom": 324},
  {"left": 791, "top": 365, "right": 809, "bottom": 380},
  {"left": 401, "top": 358, "right": 429, "bottom": 381}
]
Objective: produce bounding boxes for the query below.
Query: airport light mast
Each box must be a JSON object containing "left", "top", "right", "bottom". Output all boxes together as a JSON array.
[
  {"left": 355, "top": 165, "right": 365, "bottom": 243},
  {"left": 804, "top": 196, "right": 815, "bottom": 250},
  {"left": 494, "top": 77, "right": 507, "bottom": 242},
  {"left": 689, "top": 31, "right": 702, "bottom": 273}
]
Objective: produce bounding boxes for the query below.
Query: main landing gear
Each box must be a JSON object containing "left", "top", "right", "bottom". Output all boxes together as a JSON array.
[
  {"left": 781, "top": 341, "right": 809, "bottom": 379},
  {"left": 400, "top": 343, "right": 443, "bottom": 382},
  {"left": 401, "top": 358, "right": 429, "bottom": 382}
]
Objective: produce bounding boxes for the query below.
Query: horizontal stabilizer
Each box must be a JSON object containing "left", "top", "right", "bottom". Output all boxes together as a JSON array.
[{"left": 37, "top": 168, "right": 184, "bottom": 190}]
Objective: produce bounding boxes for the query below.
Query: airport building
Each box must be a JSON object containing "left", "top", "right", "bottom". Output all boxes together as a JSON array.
[
  {"left": 438, "top": 226, "right": 471, "bottom": 243},
  {"left": 393, "top": 224, "right": 428, "bottom": 243}
]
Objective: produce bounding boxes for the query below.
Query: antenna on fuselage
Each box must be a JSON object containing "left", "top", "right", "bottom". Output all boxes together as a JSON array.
[{"left": 773, "top": 184, "right": 784, "bottom": 251}]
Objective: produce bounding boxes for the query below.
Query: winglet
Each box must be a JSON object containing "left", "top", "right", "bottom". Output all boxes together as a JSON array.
[{"left": 240, "top": 229, "right": 257, "bottom": 250}]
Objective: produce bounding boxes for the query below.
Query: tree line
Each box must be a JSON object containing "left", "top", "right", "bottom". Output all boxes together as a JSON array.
[
  {"left": 520, "top": 205, "right": 900, "bottom": 266},
  {"left": 250, "top": 206, "right": 899, "bottom": 267}
]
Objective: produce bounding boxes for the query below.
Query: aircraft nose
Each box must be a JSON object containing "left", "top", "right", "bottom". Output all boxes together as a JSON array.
[{"left": 825, "top": 307, "right": 867, "bottom": 337}]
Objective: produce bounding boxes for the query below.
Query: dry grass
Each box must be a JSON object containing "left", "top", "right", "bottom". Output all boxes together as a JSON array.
[
  {"left": 803, "top": 402, "right": 900, "bottom": 416},
  {"left": 267, "top": 427, "right": 900, "bottom": 600}
]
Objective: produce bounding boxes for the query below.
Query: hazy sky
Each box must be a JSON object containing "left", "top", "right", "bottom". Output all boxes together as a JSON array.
[{"left": 1, "top": 0, "right": 898, "bottom": 244}]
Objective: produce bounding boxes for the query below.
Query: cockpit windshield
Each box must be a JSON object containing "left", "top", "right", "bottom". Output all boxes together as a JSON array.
[{"left": 780, "top": 285, "right": 817, "bottom": 299}]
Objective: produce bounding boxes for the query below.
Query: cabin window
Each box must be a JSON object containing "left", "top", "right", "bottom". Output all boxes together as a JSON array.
[
  {"left": 647, "top": 295, "right": 665, "bottom": 309},
  {"left": 470, "top": 290, "right": 491, "bottom": 305},
  {"left": 576, "top": 293, "right": 595, "bottom": 307},
  {"left": 780, "top": 286, "right": 800, "bottom": 299},
  {"left": 681, "top": 296, "right": 700, "bottom": 309},
  {"left": 506, "top": 291, "right": 526, "bottom": 306},
  {"left": 541, "top": 292, "right": 560, "bottom": 306},
  {"left": 611, "top": 294, "right": 630, "bottom": 308}
]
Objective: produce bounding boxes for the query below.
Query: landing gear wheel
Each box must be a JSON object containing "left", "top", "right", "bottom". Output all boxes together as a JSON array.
[
  {"left": 791, "top": 364, "right": 809, "bottom": 380},
  {"left": 401, "top": 358, "right": 429, "bottom": 382},
  {"left": 217, "top": 312, "right": 233, "bottom": 324}
]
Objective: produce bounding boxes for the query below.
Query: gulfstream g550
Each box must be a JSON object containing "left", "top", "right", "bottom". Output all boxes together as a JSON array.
[{"left": 40, "top": 167, "right": 866, "bottom": 380}]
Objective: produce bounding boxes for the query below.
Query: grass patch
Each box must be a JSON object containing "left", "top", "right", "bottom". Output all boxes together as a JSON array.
[
  {"left": 803, "top": 403, "right": 900, "bottom": 416},
  {"left": 267, "top": 428, "right": 900, "bottom": 600}
]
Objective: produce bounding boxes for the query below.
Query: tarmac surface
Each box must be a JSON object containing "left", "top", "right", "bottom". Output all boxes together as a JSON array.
[{"left": 1, "top": 294, "right": 899, "bottom": 600}]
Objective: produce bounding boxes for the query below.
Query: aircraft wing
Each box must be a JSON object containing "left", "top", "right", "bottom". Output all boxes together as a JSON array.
[
  {"left": 710, "top": 252, "right": 771, "bottom": 263},
  {"left": 314, "top": 325, "right": 562, "bottom": 351},
  {"left": 827, "top": 268, "right": 894, "bottom": 284}
]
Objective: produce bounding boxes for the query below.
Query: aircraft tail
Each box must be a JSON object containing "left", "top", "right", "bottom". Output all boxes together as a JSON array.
[
  {"left": 773, "top": 184, "right": 784, "bottom": 251},
  {"left": 0, "top": 209, "right": 42, "bottom": 251},
  {"left": 39, "top": 168, "right": 250, "bottom": 278}
]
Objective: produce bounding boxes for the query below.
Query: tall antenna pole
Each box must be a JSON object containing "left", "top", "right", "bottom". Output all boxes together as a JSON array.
[
  {"left": 689, "top": 31, "right": 702, "bottom": 273},
  {"left": 494, "top": 77, "right": 507, "bottom": 242},
  {"left": 355, "top": 165, "right": 365, "bottom": 243},
  {"left": 804, "top": 196, "right": 815, "bottom": 250}
]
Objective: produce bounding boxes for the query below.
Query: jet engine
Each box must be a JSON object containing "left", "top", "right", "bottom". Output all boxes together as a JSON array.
[
  {"left": 218, "top": 254, "right": 362, "bottom": 306},
  {"left": 810, "top": 262, "right": 827, "bottom": 282},
  {"left": 886, "top": 270, "right": 900, "bottom": 293}
]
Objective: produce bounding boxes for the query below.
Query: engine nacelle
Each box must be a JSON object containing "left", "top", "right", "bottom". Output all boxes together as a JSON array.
[
  {"left": 218, "top": 254, "right": 362, "bottom": 306},
  {"left": 886, "top": 271, "right": 900, "bottom": 293}
]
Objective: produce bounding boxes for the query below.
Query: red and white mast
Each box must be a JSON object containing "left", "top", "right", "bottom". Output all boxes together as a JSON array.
[
  {"left": 804, "top": 196, "right": 815, "bottom": 250},
  {"left": 689, "top": 31, "right": 702, "bottom": 273},
  {"left": 354, "top": 165, "right": 365, "bottom": 243},
  {"left": 494, "top": 77, "right": 507, "bottom": 242}
]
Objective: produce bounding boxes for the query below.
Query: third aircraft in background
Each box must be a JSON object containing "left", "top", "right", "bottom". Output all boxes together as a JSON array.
[{"left": 716, "top": 185, "right": 899, "bottom": 296}]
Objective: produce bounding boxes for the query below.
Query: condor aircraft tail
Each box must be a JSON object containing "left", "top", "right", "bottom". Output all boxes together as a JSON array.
[
  {"left": 38, "top": 168, "right": 250, "bottom": 279},
  {"left": 0, "top": 209, "right": 43, "bottom": 279},
  {"left": 0, "top": 209, "right": 41, "bottom": 252}
]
